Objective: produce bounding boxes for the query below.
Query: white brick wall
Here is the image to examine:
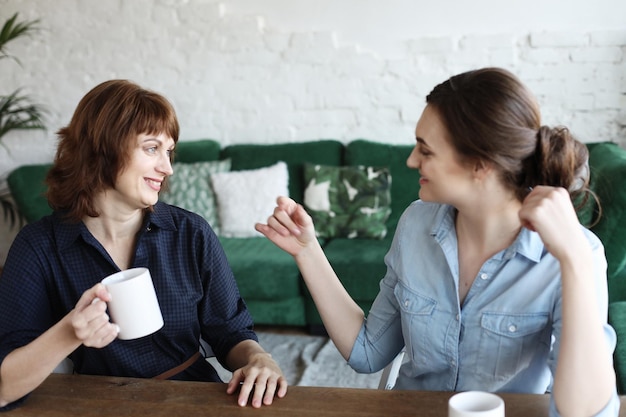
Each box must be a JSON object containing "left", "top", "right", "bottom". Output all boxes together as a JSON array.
[{"left": 1, "top": 0, "right": 625, "bottom": 264}]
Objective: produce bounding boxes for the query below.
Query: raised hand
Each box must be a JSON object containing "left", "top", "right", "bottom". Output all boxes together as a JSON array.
[
  {"left": 255, "top": 196, "right": 318, "bottom": 257},
  {"left": 518, "top": 186, "right": 590, "bottom": 262}
]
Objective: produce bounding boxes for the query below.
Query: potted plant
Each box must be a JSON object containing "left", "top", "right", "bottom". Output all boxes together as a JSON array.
[{"left": 0, "top": 12, "right": 46, "bottom": 228}]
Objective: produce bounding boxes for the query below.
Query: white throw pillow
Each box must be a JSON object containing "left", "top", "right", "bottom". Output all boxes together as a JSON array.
[{"left": 210, "top": 161, "right": 289, "bottom": 238}]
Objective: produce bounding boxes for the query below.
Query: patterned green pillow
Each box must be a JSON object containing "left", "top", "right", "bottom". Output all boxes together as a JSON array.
[
  {"left": 303, "top": 163, "right": 392, "bottom": 239},
  {"left": 160, "top": 159, "right": 231, "bottom": 233}
]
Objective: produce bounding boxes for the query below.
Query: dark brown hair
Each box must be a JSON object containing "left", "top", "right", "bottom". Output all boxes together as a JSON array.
[
  {"left": 426, "top": 67, "right": 593, "bottom": 210},
  {"left": 46, "top": 80, "right": 180, "bottom": 221}
]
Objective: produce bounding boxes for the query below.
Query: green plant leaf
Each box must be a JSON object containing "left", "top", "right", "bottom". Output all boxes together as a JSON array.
[
  {"left": 0, "top": 89, "right": 47, "bottom": 142},
  {"left": 0, "top": 13, "right": 41, "bottom": 65},
  {"left": 0, "top": 12, "right": 46, "bottom": 230}
]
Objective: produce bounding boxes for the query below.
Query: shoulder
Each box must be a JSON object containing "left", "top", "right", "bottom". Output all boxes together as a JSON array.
[
  {"left": 4, "top": 214, "right": 63, "bottom": 274},
  {"left": 397, "top": 200, "right": 450, "bottom": 231},
  {"left": 10, "top": 214, "right": 57, "bottom": 250},
  {"left": 580, "top": 226, "right": 607, "bottom": 271},
  {"left": 151, "top": 202, "right": 220, "bottom": 244},
  {"left": 153, "top": 201, "right": 213, "bottom": 230},
  {"left": 581, "top": 225, "right": 603, "bottom": 250}
]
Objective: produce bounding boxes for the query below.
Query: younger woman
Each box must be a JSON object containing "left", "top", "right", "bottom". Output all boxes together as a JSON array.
[{"left": 256, "top": 67, "right": 618, "bottom": 416}]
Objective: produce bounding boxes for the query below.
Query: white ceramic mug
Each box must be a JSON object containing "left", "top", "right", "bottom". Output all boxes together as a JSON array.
[
  {"left": 448, "top": 391, "right": 505, "bottom": 417},
  {"left": 101, "top": 267, "right": 164, "bottom": 340}
]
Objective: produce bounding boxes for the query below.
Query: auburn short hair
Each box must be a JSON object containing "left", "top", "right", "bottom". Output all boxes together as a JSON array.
[{"left": 46, "top": 80, "right": 179, "bottom": 221}]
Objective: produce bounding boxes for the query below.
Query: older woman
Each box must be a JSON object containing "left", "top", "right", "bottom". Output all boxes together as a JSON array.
[{"left": 0, "top": 80, "right": 287, "bottom": 410}]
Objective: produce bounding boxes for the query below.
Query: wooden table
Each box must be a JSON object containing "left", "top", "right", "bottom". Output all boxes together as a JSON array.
[{"left": 4, "top": 374, "right": 623, "bottom": 416}]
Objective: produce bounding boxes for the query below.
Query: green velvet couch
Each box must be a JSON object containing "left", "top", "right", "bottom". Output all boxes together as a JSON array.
[{"left": 6, "top": 139, "right": 626, "bottom": 391}]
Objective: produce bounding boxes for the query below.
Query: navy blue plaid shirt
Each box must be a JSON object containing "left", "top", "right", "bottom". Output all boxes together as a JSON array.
[{"left": 0, "top": 202, "right": 257, "bottom": 387}]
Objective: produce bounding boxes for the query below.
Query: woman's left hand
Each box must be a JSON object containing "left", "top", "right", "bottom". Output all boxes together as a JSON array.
[
  {"left": 518, "top": 185, "right": 589, "bottom": 262},
  {"left": 226, "top": 348, "right": 288, "bottom": 407}
]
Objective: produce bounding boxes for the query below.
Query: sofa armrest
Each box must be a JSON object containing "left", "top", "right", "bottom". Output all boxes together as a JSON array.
[
  {"left": 7, "top": 164, "right": 52, "bottom": 223},
  {"left": 588, "top": 142, "right": 626, "bottom": 303}
]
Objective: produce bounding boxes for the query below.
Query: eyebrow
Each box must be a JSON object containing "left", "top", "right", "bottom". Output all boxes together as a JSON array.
[
  {"left": 142, "top": 136, "right": 175, "bottom": 148},
  {"left": 142, "top": 135, "right": 161, "bottom": 143},
  {"left": 415, "top": 136, "right": 429, "bottom": 147}
]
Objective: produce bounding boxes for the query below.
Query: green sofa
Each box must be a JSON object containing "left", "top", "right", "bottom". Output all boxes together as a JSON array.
[{"left": 6, "top": 139, "right": 626, "bottom": 391}]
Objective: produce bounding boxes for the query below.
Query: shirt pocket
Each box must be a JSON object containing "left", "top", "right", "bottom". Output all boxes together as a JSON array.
[
  {"left": 477, "top": 312, "right": 550, "bottom": 382},
  {"left": 394, "top": 284, "right": 438, "bottom": 368}
]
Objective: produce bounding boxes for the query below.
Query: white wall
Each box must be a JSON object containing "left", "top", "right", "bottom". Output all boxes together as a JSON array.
[
  {"left": 1, "top": 0, "right": 625, "bottom": 264},
  {"left": 227, "top": 0, "right": 626, "bottom": 57}
]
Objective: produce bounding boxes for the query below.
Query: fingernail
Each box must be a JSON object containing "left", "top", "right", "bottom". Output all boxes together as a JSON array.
[{"left": 91, "top": 298, "right": 100, "bottom": 305}]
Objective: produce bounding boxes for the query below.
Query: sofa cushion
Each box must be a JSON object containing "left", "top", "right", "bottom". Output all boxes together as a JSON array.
[
  {"left": 322, "top": 236, "right": 392, "bottom": 300},
  {"left": 220, "top": 140, "right": 344, "bottom": 203},
  {"left": 219, "top": 237, "right": 302, "bottom": 300},
  {"left": 588, "top": 142, "right": 626, "bottom": 302},
  {"left": 159, "top": 159, "right": 231, "bottom": 233},
  {"left": 303, "top": 236, "right": 393, "bottom": 325},
  {"left": 344, "top": 140, "right": 419, "bottom": 232},
  {"left": 303, "top": 163, "right": 391, "bottom": 239},
  {"left": 210, "top": 161, "right": 289, "bottom": 238},
  {"left": 244, "top": 298, "right": 306, "bottom": 326}
]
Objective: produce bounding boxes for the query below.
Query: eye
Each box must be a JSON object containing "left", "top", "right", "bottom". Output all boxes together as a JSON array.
[
  {"left": 418, "top": 145, "right": 432, "bottom": 157},
  {"left": 146, "top": 146, "right": 157, "bottom": 154}
]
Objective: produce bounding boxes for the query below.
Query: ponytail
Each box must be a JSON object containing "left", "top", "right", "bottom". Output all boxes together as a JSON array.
[{"left": 521, "top": 125, "right": 599, "bottom": 224}]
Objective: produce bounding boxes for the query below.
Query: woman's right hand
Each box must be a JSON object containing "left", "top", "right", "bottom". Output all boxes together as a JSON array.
[
  {"left": 69, "top": 283, "right": 119, "bottom": 348},
  {"left": 255, "top": 196, "right": 317, "bottom": 257}
]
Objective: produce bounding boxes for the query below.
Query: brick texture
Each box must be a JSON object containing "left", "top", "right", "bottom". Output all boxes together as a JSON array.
[{"left": 1, "top": 0, "right": 626, "bottom": 264}]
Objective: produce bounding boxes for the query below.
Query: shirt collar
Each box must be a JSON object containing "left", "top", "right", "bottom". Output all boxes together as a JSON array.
[
  {"left": 432, "top": 204, "right": 544, "bottom": 264},
  {"left": 148, "top": 202, "right": 178, "bottom": 232},
  {"left": 54, "top": 202, "right": 178, "bottom": 250}
]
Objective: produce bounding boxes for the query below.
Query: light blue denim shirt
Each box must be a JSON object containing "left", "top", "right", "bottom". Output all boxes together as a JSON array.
[{"left": 348, "top": 200, "right": 619, "bottom": 416}]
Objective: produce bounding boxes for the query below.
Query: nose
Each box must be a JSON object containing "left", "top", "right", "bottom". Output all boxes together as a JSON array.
[
  {"left": 406, "top": 146, "right": 420, "bottom": 169},
  {"left": 158, "top": 152, "right": 174, "bottom": 176}
]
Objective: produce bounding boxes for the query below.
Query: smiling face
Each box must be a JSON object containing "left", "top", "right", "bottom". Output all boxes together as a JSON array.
[
  {"left": 110, "top": 132, "right": 175, "bottom": 210},
  {"left": 407, "top": 105, "right": 476, "bottom": 206}
]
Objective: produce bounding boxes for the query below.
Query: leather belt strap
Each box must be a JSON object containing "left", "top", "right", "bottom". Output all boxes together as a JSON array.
[{"left": 154, "top": 352, "right": 202, "bottom": 380}]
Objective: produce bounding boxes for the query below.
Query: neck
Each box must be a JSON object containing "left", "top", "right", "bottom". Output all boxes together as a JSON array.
[
  {"left": 83, "top": 193, "right": 145, "bottom": 242},
  {"left": 454, "top": 188, "right": 523, "bottom": 255}
]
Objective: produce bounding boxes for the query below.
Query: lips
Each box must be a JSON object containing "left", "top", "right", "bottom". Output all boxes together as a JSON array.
[{"left": 146, "top": 178, "right": 162, "bottom": 191}]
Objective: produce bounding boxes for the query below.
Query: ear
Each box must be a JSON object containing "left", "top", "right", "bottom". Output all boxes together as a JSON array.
[{"left": 471, "top": 158, "right": 493, "bottom": 180}]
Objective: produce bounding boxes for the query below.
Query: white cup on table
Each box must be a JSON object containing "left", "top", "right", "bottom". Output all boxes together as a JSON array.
[
  {"left": 448, "top": 391, "right": 505, "bottom": 417},
  {"left": 101, "top": 267, "right": 164, "bottom": 340}
]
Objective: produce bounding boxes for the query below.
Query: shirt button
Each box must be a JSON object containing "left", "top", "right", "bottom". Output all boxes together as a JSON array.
[
  {"left": 508, "top": 324, "right": 517, "bottom": 333},
  {"left": 404, "top": 300, "right": 409, "bottom": 307},
  {"left": 455, "top": 314, "right": 460, "bottom": 321},
  {"left": 480, "top": 273, "right": 488, "bottom": 280}
]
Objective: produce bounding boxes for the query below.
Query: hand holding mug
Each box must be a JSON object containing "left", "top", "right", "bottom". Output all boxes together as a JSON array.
[{"left": 70, "top": 283, "right": 119, "bottom": 348}]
